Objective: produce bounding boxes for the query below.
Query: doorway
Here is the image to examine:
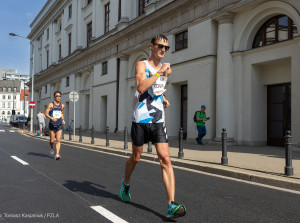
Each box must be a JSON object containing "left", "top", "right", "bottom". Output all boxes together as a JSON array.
[
  {"left": 180, "top": 85, "right": 188, "bottom": 140},
  {"left": 267, "top": 83, "right": 291, "bottom": 146}
]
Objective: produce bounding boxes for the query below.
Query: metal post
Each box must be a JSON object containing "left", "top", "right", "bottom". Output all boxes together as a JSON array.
[
  {"left": 221, "top": 128, "right": 228, "bottom": 165},
  {"left": 124, "top": 127, "right": 128, "bottom": 150},
  {"left": 91, "top": 125, "right": 95, "bottom": 144},
  {"left": 147, "top": 141, "right": 152, "bottom": 153},
  {"left": 106, "top": 126, "right": 110, "bottom": 147},
  {"left": 62, "top": 126, "right": 64, "bottom": 139},
  {"left": 79, "top": 125, "right": 82, "bottom": 142},
  {"left": 285, "top": 130, "right": 293, "bottom": 176},
  {"left": 178, "top": 127, "right": 184, "bottom": 158},
  {"left": 69, "top": 127, "right": 72, "bottom": 141}
]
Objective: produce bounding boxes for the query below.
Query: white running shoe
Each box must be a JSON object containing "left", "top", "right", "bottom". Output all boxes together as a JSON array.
[
  {"left": 54, "top": 155, "right": 61, "bottom": 160},
  {"left": 49, "top": 148, "right": 54, "bottom": 155}
]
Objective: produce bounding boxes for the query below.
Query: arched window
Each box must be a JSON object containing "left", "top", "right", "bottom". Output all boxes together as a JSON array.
[
  {"left": 7, "top": 111, "right": 10, "bottom": 115},
  {"left": 253, "top": 15, "right": 298, "bottom": 48}
]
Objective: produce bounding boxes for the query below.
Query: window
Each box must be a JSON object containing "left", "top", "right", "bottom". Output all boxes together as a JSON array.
[
  {"left": 2, "top": 111, "right": 5, "bottom": 115},
  {"left": 13, "top": 103, "right": 16, "bottom": 109},
  {"left": 2, "top": 103, "right": 5, "bottom": 108},
  {"left": 8, "top": 88, "right": 11, "bottom": 92},
  {"left": 47, "top": 28, "right": 49, "bottom": 40},
  {"left": 68, "top": 4, "right": 72, "bottom": 19},
  {"left": 138, "top": 0, "right": 146, "bottom": 16},
  {"left": 2, "top": 95, "right": 5, "bottom": 100},
  {"left": 58, "top": 19, "right": 62, "bottom": 31},
  {"left": 59, "top": 44, "right": 62, "bottom": 59},
  {"left": 104, "top": 3, "right": 110, "bottom": 34},
  {"left": 118, "top": 0, "right": 121, "bottom": 21},
  {"left": 44, "top": 85, "right": 47, "bottom": 94},
  {"left": 68, "top": 33, "right": 72, "bottom": 55},
  {"left": 8, "top": 102, "right": 11, "bottom": 108},
  {"left": 46, "top": 50, "right": 49, "bottom": 68},
  {"left": 253, "top": 15, "right": 298, "bottom": 48},
  {"left": 102, "top": 61, "right": 108, "bottom": 75},
  {"left": 8, "top": 95, "right": 11, "bottom": 100},
  {"left": 66, "top": 76, "right": 70, "bottom": 87},
  {"left": 7, "top": 111, "right": 10, "bottom": 115},
  {"left": 87, "top": 22, "right": 92, "bottom": 44},
  {"left": 13, "top": 87, "right": 16, "bottom": 92},
  {"left": 175, "top": 30, "right": 188, "bottom": 51},
  {"left": 3, "top": 88, "right": 6, "bottom": 92},
  {"left": 14, "top": 95, "right": 16, "bottom": 100}
]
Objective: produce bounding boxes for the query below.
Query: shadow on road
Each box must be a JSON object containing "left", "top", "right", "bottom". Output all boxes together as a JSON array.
[
  {"left": 63, "top": 180, "right": 175, "bottom": 222},
  {"left": 27, "top": 152, "right": 53, "bottom": 159}
]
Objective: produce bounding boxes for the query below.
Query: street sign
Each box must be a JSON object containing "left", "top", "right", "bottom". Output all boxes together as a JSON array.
[
  {"left": 29, "top": 101, "right": 36, "bottom": 108},
  {"left": 69, "top": 91, "right": 79, "bottom": 102}
]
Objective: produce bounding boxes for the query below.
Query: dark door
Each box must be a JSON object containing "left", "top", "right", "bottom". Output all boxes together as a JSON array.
[
  {"left": 180, "top": 85, "right": 188, "bottom": 140},
  {"left": 267, "top": 83, "right": 291, "bottom": 146}
]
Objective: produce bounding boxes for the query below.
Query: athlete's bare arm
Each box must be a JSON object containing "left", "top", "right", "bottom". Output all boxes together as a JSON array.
[
  {"left": 61, "top": 104, "right": 65, "bottom": 125},
  {"left": 45, "top": 103, "right": 56, "bottom": 121},
  {"left": 136, "top": 61, "right": 171, "bottom": 94}
]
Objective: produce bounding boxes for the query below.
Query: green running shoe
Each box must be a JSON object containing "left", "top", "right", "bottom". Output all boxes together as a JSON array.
[
  {"left": 120, "top": 178, "right": 131, "bottom": 202},
  {"left": 166, "top": 201, "right": 186, "bottom": 219}
]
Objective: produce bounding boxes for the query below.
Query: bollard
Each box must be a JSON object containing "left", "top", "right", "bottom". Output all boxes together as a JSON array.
[
  {"left": 147, "top": 141, "right": 152, "bottom": 153},
  {"left": 124, "top": 127, "right": 128, "bottom": 150},
  {"left": 106, "top": 126, "right": 110, "bottom": 147},
  {"left": 284, "top": 131, "right": 293, "bottom": 176},
  {"left": 69, "top": 127, "right": 72, "bottom": 141},
  {"left": 62, "top": 126, "right": 64, "bottom": 139},
  {"left": 221, "top": 128, "right": 228, "bottom": 165},
  {"left": 178, "top": 127, "right": 184, "bottom": 158},
  {"left": 91, "top": 125, "right": 95, "bottom": 144},
  {"left": 79, "top": 125, "right": 82, "bottom": 142}
]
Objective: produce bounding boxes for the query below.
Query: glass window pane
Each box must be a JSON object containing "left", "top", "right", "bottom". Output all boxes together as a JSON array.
[
  {"left": 278, "top": 16, "right": 289, "bottom": 41},
  {"left": 265, "top": 18, "right": 276, "bottom": 45}
]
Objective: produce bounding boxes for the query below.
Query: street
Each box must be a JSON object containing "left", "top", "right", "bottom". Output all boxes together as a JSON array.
[{"left": 1, "top": 123, "right": 300, "bottom": 223}]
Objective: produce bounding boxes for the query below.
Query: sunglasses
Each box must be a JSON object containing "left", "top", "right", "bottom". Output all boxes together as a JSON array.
[
  {"left": 55, "top": 95, "right": 61, "bottom": 97},
  {"left": 153, "top": 43, "right": 170, "bottom": 51}
]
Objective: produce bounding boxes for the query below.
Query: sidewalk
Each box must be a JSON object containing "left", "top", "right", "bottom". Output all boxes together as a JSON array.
[{"left": 24, "top": 129, "right": 300, "bottom": 191}]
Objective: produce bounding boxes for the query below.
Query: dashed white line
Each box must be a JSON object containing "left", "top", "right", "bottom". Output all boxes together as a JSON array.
[
  {"left": 0, "top": 130, "right": 5, "bottom": 132},
  {"left": 9, "top": 130, "right": 15, "bottom": 132},
  {"left": 11, "top": 156, "right": 29, "bottom": 165},
  {"left": 91, "top": 206, "right": 128, "bottom": 223}
]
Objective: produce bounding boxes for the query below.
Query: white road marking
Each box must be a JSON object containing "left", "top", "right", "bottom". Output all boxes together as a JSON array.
[
  {"left": 11, "top": 156, "right": 29, "bottom": 165},
  {"left": 91, "top": 206, "right": 128, "bottom": 223},
  {"left": 0, "top": 130, "right": 5, "bottom": 132},
  {"left": 9, "top": 130, "right": 15, "bottom": 132}
]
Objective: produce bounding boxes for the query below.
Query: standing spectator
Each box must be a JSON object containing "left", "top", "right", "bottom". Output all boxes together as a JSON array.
[
  {"left": 36, "top": 110, "right": 46, "bottom": 136},
  {"left": 196, "top": 105, "right": 209, "bottom": 145}
]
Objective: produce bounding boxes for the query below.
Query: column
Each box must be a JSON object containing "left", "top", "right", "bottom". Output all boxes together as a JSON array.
[
  {"left": 117, "top": 0, "right": 130, "bottom": 30},
  {"left": 215, "top": 13, "right": 235, "bottom": 140},
  {"left": 291, "top": 46, "right": 300, "bottom": 145},
  {"left": 118, "top": 55, "right": 129, "bottom": 131}
]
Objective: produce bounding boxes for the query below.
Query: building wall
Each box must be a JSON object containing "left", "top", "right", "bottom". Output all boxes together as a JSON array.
[{"left": 29, "top": 0, "right": 300, "bottom": 146}]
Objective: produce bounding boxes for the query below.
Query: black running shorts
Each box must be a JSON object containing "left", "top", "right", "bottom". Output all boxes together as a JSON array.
[{"left": 131, "top": 122, "right": 168, "bottom": 147}]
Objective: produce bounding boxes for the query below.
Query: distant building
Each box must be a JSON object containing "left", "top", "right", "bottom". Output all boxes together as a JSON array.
[
  {"left": 0, "top": 68, "right": 16, "bottom": 80},
  {"left": 0, "top": 80, "right": 29, "bottom": 121},
  {"left": 2, "top": 72, "right": 30, "bottom": 83}
]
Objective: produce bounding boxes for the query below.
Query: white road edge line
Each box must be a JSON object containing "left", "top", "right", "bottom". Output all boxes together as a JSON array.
[
  {"left": 0, "top": 130, "right": 5, "bottom": 132},
  {"left": 65, "top": 145, "right": 300, "bottom": 195},
  {"left": 91, "top": 206, "right": 128, "bottom": 223},
  {"left": 11, "top": 156, "right": 29, "bottom": 165}
]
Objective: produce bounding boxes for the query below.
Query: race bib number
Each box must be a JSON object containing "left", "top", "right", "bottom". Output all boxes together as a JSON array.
[
  {"left": 152, "top": 75, "right": 168, "bottom": 96},
  {"left": 53, "top": 110, "right": 62, "bottom": 119}
]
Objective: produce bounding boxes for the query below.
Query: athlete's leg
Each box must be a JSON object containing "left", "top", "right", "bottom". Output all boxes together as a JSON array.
[
  {"left": 124, "top": 144, "right": 143, "bottom": 185},
  {"left": 155, "top": 142, "right": 175, "bottom": 205},
  {"left": 50, "top": 131, "right": 55, "bottom": 149},
  {"left": 55, "top": 130, "right": 62, "bottom": 156}
]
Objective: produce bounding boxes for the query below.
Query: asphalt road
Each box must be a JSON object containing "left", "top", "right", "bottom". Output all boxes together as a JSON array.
[{"left": 0, "top": 123, "right": 300, "bottom": 223}]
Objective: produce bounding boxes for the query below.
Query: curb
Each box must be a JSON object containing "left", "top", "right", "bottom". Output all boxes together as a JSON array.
[{"left": 23, "top": 131, "right": 300, "bottom": 192}]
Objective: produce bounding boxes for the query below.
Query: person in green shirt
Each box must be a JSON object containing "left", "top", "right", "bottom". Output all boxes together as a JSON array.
[{"left": 196, "top": 105, "right": 209, "bottom": 145}]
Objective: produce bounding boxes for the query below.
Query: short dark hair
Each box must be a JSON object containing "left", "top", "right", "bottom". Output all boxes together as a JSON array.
[
  {"left": 54, "top": 90, "right": 62, "bottom": 97},
  {"left": 151, "top": 34, "right": 168, "bottom": 44}
]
